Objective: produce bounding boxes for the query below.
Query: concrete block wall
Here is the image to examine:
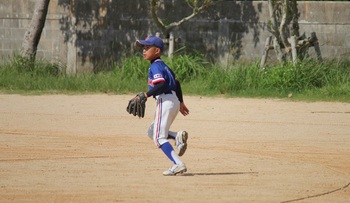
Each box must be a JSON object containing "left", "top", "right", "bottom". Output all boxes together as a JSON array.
[
  {"left": 0, "top": 0, "right": 68, "bottom": 63},
  {"left": 297, "top": 2, "right": 350, "bottom": 58},
  {"left": 0, "top": 0, "right": 349, "bottom": 74}
]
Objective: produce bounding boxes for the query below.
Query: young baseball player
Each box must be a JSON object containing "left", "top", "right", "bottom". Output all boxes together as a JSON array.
[{"left": 135, "top": 35, "right": 190, "bottom": 176}]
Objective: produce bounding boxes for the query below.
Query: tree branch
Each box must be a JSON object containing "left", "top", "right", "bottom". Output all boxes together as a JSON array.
[
  {"left": 151, "top": 0, "right": 218, "bottom": 37},
  {"left": 150, "top": 0, "right": 167, "bottom": 35}
]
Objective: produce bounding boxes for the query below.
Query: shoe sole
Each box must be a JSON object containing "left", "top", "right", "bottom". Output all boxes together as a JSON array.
[
  {"left": 178, "top": 131, "right": 188, "bottom": 157},
  {"left": 175, "top": 168, "right": 187, "bottom": 175},
  {"left": 163, "top": 168, "right": 187, "bottom": 176}
]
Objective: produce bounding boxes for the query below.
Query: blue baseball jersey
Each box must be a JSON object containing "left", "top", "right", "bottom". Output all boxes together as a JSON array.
[{"left": 148, "top": 59, "right": 176, "bottom": 95}]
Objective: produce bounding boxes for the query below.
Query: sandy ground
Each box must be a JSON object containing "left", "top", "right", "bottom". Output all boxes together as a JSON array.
[{"left": 0, "top": 94, "right": 349, "bottom": 203}]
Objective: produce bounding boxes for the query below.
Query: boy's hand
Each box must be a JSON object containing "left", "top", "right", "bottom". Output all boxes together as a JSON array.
[{"left": 180, "top": 103, "right": 189, "bottom": 116}]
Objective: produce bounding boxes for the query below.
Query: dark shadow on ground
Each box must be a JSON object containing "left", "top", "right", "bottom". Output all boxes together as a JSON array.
[{"left": 182, "top": 171, "right": 258, "bottom": 176}]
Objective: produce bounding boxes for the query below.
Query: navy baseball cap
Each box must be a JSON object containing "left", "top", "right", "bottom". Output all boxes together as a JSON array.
[{"left": 136, "top": 36, "right": 164, "bottom": 51}]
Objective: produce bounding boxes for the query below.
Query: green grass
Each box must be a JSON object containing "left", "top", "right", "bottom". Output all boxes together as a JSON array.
[{"left": 0, "top": 54, "right": 349, "bottom": 102}]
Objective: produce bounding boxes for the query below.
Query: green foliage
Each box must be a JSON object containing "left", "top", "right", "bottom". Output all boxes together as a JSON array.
[
  {"left": 10, "top": 55, "right": 62, "bottom": 77},
  {"left": 0, "top": 54, "right": 349, "bottom": 102},
  {"left": 115, "top": 54, "right": 149, "bottom": 80},
  {"left": 260, "top": 61, "right": 328, "bottom": 92},
  {"left": 163, "top": 52, "right": 209, "bottom": 82}
]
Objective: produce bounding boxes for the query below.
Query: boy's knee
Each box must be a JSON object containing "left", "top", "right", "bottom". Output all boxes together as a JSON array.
[
  {"left": 154, "top": 137, "right": 167, "bottom": 147},
  {"left": 147, "top": 129, "right": 153, "bottom": 140}
]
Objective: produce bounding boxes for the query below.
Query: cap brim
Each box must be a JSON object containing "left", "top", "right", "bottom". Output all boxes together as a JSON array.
[{"left": 135, "top": 40, "right": 153, "bottom": 48}]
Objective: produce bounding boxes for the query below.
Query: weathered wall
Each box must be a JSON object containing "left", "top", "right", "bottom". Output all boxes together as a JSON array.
[
  {"left": 0, "top": 0, "right": 67, "bottom": 65},
  {"left": 0, "top": 1, "right": 349, "bottom": 74}
]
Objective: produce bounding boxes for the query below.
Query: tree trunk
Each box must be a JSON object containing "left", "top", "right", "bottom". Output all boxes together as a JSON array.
[
  {"left": 267, "top": 0, "right": 278, "bottom": 38},
  {"left": 21, "top": 0, "right": 50, "bottom": 60},
  {"left": 273, "top": 37, "right": 284, "bottom": 63},
  {"left": 268, "top": 0, "right": 284, "bottom": 62},
  {"left": 279, "top": 0, "right": 290, "bottom": 49},
  {"left": 290, "top": 0, "right": 299, "bottom": 37}
]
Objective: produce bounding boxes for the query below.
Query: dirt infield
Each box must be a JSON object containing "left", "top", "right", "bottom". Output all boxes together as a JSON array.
[{"left": 0, "top": 94, "right": 349, "bottom": 203}]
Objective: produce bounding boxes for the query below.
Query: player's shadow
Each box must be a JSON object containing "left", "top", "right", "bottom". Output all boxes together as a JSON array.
[{"left": 182, "top": 172, "right": 258, "bottom": 176}]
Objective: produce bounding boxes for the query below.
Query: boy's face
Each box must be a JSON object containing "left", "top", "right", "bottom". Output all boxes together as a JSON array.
[{"left": 142, "top": 45, "right": 161, "bottom": 61}]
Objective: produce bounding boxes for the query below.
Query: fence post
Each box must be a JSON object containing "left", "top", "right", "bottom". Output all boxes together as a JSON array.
[
  {"left": 311, "top": 32, "right": 322, "bottom": 62},
  {"left": 168, "top": 32, "right": 174, "bottom": 58},
  {"left": 66, "top": 14, "right": 77, "bottom": 75},
  {"left": 290, "top": 36, "right": 297, "bottom": 64},
  {"left": 260, "top": 36, "right": 272, "bottom": 68}
]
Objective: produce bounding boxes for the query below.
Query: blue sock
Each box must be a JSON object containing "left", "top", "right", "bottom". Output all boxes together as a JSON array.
[{"left": 161, "top": 142, "right": 175, "bottom": 164}]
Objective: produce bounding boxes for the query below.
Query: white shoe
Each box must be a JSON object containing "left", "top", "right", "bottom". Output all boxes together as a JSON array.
[
  {"left": 176, "top": 131, "right": 188, "bottom": 156},
  {"left": 163, "top": 163, "right": 187, "bottom": 176}
]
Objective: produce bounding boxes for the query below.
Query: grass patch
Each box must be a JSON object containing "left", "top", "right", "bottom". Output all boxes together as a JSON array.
[{"left": 0, "top": 55, "right": 349, "bottom": 102}]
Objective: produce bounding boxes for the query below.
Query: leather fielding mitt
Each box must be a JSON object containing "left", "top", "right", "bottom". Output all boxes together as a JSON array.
[{"left": 126, "top": 92, "right": 147, "bottom": 118}]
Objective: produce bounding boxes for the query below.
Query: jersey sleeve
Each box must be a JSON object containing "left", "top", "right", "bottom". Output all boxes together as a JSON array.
[
  {"left": 147, "top": 60, "right": 177, "bottom": 96},
  {"left": 149, "top": 63, "right": 165, "bottom": 85}
]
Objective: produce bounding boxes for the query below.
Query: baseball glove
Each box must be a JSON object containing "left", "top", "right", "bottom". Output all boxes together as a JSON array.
[{"left": 126, "top": 92, "right": 147, "bottom": 118}]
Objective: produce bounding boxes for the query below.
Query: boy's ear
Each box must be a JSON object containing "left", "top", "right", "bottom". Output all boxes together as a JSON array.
[{"left": 155, "top": 47, "right": 162, "bottom": 55}]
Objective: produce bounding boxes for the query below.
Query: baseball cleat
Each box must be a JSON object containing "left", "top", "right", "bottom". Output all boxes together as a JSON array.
[
  {"left": 163, "top": 163, "right": 187, "bottom": 176},
  {"left": 176, "top": 131, "right": 188, "bottom": 156}
]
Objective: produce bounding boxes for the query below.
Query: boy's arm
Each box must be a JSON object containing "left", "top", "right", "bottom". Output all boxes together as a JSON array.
[
  {"left": 175, "top": 80, "right": 189, "bottom": 116},
  {"left": 145, "top": 81, "right": 166, "bottom": 98},
  {"left": 175, "top": 79, "right": 184, "bottom": 103}
]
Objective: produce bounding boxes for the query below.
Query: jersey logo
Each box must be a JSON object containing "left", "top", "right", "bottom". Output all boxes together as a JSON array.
[{"left": 154, "top": 73, "right": 162, "bottom": 79}]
